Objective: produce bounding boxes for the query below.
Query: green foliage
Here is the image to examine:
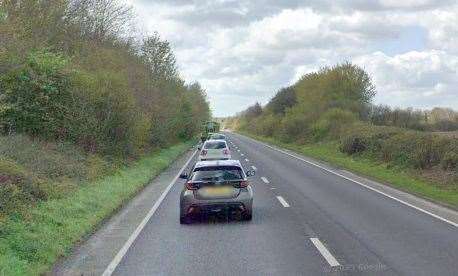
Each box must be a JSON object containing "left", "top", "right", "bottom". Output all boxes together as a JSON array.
[
  {"left": 265, "top": 86, "right": 296, "bottom": 115},
  {"left": 0, "top": 141, "right": 193, "bottom": 276},
  {"left": 311, "top": 108, "right": 358, "bottom": 140},
  {"left": 0, "top": 50, "right": 72, "bottom": 138},
  {"left": 236, "top": 61, "right": 456, "bottom": 187}
]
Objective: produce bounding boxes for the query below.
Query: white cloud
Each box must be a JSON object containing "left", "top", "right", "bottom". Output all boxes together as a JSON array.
[
  {"left": 355, "top": 50, "right": 458, "bottom": 109},
  {"left": 127, "top": 0, "right": 458, "bottom": 116}
]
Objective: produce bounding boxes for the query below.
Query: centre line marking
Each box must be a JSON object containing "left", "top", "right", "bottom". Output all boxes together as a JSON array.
[
  {"left": 276, "top": 196, "right": 290, "bottom": 207},
  {"left": 251, "top": 166, "right": 257, "bottom": 170},
  {"left": 261, "top": 177, "right": 270, "bottom": 184},
  {"left": 310, "top": 238, "right": 340, "bottom": 267}
]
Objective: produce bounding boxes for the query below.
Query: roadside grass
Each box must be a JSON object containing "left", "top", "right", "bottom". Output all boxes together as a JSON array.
[
  {"left": 0, "top": 141, "right": 194, "bottom": 276},
  {"left": 238, "top": 131, "right": 458, "bottom": 209}
]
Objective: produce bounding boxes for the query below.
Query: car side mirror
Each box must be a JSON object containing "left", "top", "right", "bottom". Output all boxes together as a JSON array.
[
  {"left": 179, "top": 173, "right": 188, "bottom": 179},
  {"left": 246, "top": 170, "right": 255, "bottom": 177}
]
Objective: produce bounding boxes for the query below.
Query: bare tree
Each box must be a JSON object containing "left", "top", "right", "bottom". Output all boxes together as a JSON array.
[{"left": 66, "top": 0, "right": 133, "bottom": 42}]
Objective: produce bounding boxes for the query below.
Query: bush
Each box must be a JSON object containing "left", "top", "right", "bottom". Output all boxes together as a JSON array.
[
  {"left": 339, "top": 124, "right": 401, "bottom": 155},
  {"left": 312, "top": 108, "right": 358, "bottom": 140},
  {"left": 0, "top": 50, "right": 73, "bottom": 138},
  {"left": 441, "top": 141, "right": 458, "bottom": 171}
]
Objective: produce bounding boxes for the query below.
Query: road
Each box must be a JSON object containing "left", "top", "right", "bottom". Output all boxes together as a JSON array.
[{"left": 57, "top": 132, "right": 458, "bottom": 276}]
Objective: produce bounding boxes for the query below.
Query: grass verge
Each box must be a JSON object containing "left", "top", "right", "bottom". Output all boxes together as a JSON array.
[
  {"left": 238, "top": 131, "right": 458, "bottom": 209},
  {"left": 0, "top": 141, "right": 194, "bottom": 276}
]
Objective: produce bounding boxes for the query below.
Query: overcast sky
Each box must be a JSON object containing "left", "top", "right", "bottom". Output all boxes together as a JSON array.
[{"left": 126, "top": 0, "right": 458, "bottom": 117}]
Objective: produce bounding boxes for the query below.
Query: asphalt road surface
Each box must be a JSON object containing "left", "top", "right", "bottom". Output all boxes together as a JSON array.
[{"left": 67, "top": 132, "right": 458, "bottom": 276}]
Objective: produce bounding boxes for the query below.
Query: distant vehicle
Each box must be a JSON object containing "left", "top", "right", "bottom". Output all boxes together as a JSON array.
[
  {"left": 179, "top": 160, "right": 255, "bottom": 224},
  {"left": 200, "top": 121, "right": 221, "bottom": 143},
  {"left": 203, "top": 121, "right": 220, "bottom": 134},
  {"left": 208, "top": 133, "right": 226, "bottom": 140},
  {"left": 199, "top": 139, "right": 231, "bottom": 161}
]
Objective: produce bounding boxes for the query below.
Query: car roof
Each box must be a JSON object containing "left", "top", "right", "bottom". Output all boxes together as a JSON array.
[
  {"left": 204, "top": 139, "right": 226, "bottom": 144},
  {"left": 194, "top": 159, "right": 242, "bottom": 169}
]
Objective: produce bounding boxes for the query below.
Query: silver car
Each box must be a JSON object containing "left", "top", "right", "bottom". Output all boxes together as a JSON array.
[
  {"left": 208, "top": 133, "right": 226, "bottom": 140},
  {"left": 198, "top": 139, "right": 231, "bottom": 161},
  {"left": 179, "top": 160, "right": 255, "bottom": 224}
]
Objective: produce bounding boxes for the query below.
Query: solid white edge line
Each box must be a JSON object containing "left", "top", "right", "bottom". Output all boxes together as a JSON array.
[
  {"left": 310, "top": 238, "right": 340, "bottom": 267},
  {"left": 251, "top": 166, "right": 257, "bottom": 171},
  {"left": 276, "top": 196, "right": 290, "bottom": 207},
  {"left": 240, "top": 134, "right": 458, "bottom": 228},
  {"left": 261, "top": 177, "right": 270, "bottom": 184},
  {"left": 101, "top": 150, "right": 198, "bottom": 276}
]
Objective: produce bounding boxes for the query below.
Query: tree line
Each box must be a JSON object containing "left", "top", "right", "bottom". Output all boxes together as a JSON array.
[
  {"left": 0, "top": 0, "right": 210, "bottom": 157},
  {"left": 231, "top": 62, "right": 457, "bottom": 182}
]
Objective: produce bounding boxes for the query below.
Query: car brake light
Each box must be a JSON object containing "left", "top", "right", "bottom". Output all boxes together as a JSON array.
[
  {"left": 201, "top": 149, "right": 207, "bottom": 156},
  {"left": 223, "top": 149, "right": 229, "bottom": 155},
  {"left": 186, "top": 181, "right": 198, "bottom": 190},
  {"left": 239, "top": 180, "right": 249, "bottom": 188}
]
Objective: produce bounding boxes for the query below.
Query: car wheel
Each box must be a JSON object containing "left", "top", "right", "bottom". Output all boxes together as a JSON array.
[
  {"left": 180, "top": 214, "right": 191, "bottom": 224},
  {"left": 241, "top": 211, "right": 252, "bottom": 221}
]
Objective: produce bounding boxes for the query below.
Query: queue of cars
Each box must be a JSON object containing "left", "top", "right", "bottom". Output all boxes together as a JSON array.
[{"left": 179, "top": 133, "right": 255, "bottom": 224}]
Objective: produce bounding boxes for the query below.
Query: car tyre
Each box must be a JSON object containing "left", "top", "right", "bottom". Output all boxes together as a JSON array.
[
  {"left": 180, "top": 214, "right": 191, "bottom": 224},
  {"left": 241, "top": 211, "right": 252, "bottom": 221}
]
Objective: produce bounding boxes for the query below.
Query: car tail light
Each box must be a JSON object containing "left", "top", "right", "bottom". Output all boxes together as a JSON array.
[
  {"left": 186, "top": 181, "right": 198, "bottom": 190},
  {"left": 239, "top": 180, "right": 249, "bottom": 188},
  {"left": 223, "top": 149, "right": 229, "bottom": 155},
  {"left": 201, "top": 149, "right": 207, "bottom": 156}
]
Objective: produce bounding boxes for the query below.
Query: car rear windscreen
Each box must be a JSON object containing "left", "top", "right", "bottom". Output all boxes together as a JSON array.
[
  {"left": 192, "top": 166, "right": 242, "bottom": 182},
  {"left": 211, "top": 134, "right": 225, "bottom": 139},
  {"left": 204, "top": 141, "right": 226, "bottom": 149}
]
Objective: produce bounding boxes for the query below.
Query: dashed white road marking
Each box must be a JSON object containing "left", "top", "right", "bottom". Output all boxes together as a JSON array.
[
  {"left": 101, "top": 150, "right": 198, "bottom": 276},
  {"left": 276, "top": 196, "right": 290, "bottom": 207},
  {"left": 261, "top": 177, "right": 270, "bottom": 184},
  {"left": 240, "top": 153, "right": 244, "bottom": 156},
  {"left": 251, "top": 166, "right": 257, "bottom": 171},
  {"left": 310, "top": 238, "right": 340, "bottom": 267},
  {"left": 238, "top": 134, "right": 458, "bottom": 228},
  {"left": 237, "top": 149, "right": 240, "bottom": 152},
  {"left": 245, "top": 158, "right": 249, "bottom": 162},
  {"left": 270, "top": 187, "right": 276, "bottom": 190}
]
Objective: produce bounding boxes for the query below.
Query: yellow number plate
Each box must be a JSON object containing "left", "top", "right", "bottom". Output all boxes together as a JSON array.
[{"left": 203, "top": 186, "right": 233, "bottom": 196}]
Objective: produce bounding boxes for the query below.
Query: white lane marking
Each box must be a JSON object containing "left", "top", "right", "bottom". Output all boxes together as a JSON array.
[
  {"left": 101, "top": 150, "right": 198, "bottom": 276},
  {"left": 240, "top": 135, "right": 458, "bottom": 228},
  {"left": 261, "top": 177, "right": 270, "bottom": 184},
  {"left": 251, "top": 165, "right": 257, "bottom": 171},
  {"left": 310, "top": 238, "right": 340, "bottom": 267},
  {"left": 276, "top": 196, "right": 290, "bottom": 207},
  {"left": 245, "top": 158, "right": 249, "bottom": 162},
  {"left": 270, "top": 187, "right": 276, "bottom": 190},
  {"left": 241, "top": 153, "right": 244, "bottom": 156},
  {"left": 237, "top": 149, "right": 240, "bottom": 152}
]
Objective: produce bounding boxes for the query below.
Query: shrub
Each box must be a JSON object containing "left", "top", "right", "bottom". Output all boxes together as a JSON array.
[
  {"left": 0, "top": 50, "right": 72, "bottom": 138},
  {"left": 312, "top": 108, "right": 358, "bottom": 140}
]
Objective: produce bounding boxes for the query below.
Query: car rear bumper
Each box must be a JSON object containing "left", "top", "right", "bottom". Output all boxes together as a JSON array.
[{"left": 180, "top": 188, "right": 253, "bottom": 215}]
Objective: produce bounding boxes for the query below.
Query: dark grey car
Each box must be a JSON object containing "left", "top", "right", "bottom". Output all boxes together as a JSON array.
[{"left": 179, "top": 160, "right": 255, "bottom": 224}]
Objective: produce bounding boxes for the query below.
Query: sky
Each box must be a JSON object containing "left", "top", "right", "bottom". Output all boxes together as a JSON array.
[{"left": 126, "top": 0, "right": 458, "bottom": 117}]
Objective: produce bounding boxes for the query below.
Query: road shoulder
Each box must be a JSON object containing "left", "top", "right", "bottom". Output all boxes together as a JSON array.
[{"left": 52, "top": 149, "right": 196, "bottom": 276}]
